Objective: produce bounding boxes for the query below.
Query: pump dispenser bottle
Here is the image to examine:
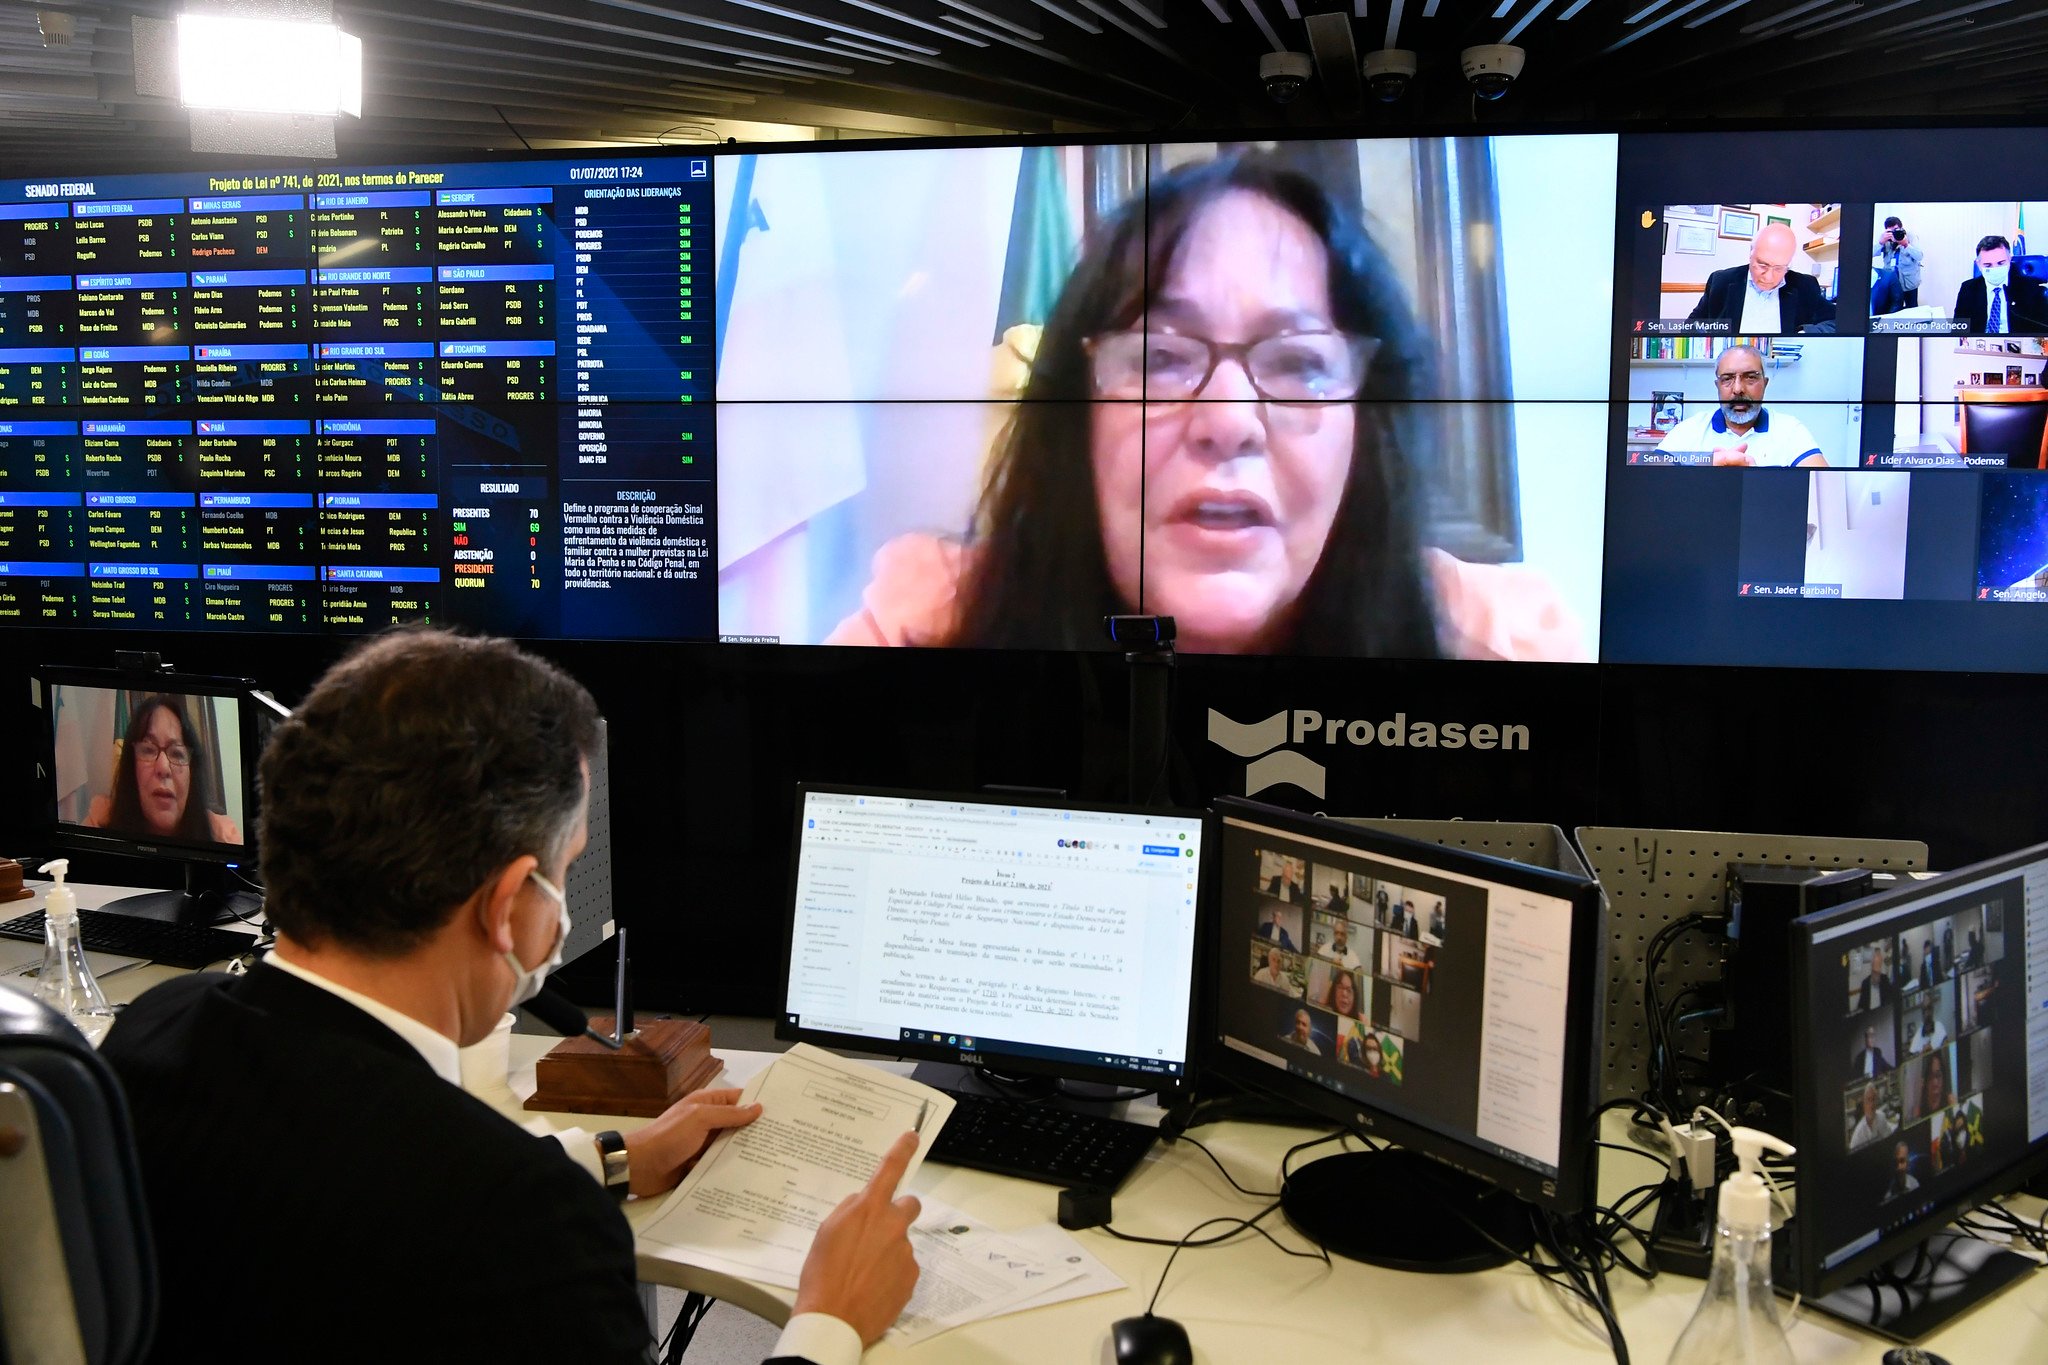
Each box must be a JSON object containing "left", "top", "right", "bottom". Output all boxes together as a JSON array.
[
  {"left": 1669, "top": 1127, "right": 1798, "bottom": 1365},
  {"left": 35, "top": 859, "right": 116, "bottom": 1045}
]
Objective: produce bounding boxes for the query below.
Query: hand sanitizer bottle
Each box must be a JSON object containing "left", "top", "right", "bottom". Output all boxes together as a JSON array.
[
  {"left": 1669, "top": 1127, "right": 1798, "bottom": 1365},
  {"left": 35, "top": 860, "right": 116, "bottom": 1046}
]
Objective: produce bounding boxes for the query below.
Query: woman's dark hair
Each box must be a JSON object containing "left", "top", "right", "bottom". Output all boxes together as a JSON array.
[
  {"left": 951, "top": 152, "right": 1441, "bottom": 657},
  {"left": 106, "top": 695, "right": 214, "bottom": 843}
]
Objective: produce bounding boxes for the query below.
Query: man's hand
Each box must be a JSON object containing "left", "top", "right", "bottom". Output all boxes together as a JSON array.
[
  {"left": 620, "top": 1087, "right": 761, "bottom": 1198},
  {"left": 793, "top": 1130, "right": 923, "bottom": 1345},
  {"left": 1711, "top": 442, "right": 1754, "bottom": 466}
]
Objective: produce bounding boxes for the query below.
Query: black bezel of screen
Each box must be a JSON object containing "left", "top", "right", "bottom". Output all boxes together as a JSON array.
[
  {"left": 33, "top": 662, "right": 262, "bottom": 865},
  {"left": 1202, "top": 796, "right": 1602, "bottom": 1215},
  {"left": 773, "top": 781, "right": 1210, "bottom": 1092},
  {"left": 1788, "top": 842, "right": 2048, "bottom": 1298}
]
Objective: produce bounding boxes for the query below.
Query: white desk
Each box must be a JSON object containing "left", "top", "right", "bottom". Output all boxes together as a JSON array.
[
  {"left": 508, "top": 1037, "right": 2048, "bottom": 1364},
  {"left": 10, "top": 878, "right": 2043, "bottom": 1362},
  {"left": 0, "top": 879, "right": 257, "bottom": 1003}
]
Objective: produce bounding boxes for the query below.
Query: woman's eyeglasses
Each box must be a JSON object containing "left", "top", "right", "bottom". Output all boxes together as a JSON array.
[
  {"left": 132, "top": 741, "right": 192, "bottom": 768},
  {"left": 1085, "top": 330, "right": 1380, "bottom": 403}
]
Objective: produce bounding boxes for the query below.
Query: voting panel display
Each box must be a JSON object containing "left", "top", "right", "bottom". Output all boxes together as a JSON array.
[{"left": 0, "top": 158, "right": 715, "bottom": 639}]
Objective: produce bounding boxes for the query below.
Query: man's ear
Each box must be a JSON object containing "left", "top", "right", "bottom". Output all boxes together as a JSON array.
[{"left": 475, "top": 855, "right": 540, "bottom": 954}]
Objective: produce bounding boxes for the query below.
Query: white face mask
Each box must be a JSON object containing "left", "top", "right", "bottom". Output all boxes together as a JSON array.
[
  {"left": 1983, "top": 263, "right": 2011, "bottom": 289},
  {"left": 503, "top": 868, "right": 571, "bottom": 1007}
]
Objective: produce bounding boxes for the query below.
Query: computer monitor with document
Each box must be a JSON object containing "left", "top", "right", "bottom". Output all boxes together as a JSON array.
[
  {"left": 1203, "top": 797, "right": 1604, "bottom": 1271},
  {"left": 775, "top": 784, "right": 1207, "bottom": 1091}
]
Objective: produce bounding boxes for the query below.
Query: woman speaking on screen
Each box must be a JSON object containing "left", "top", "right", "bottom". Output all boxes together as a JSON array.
[
  {"left": 83, "top": 695, "right": 242, "bottom": 844},
  {"left": 828, "top": 154, "right": 1582, "bottom": 661}
]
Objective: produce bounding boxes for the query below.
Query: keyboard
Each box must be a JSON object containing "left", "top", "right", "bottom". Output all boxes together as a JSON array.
[
  {"left": 0, "top": 908, "right": 256, "bottom": 970},
  {"left": 927, "top": 1089, "right": 1159, "bottom": 1190}
]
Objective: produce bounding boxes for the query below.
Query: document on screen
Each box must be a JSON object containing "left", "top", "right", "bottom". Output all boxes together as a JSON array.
[{"left": 638, "top": 1044, "right": 952, "bottom": 1288}]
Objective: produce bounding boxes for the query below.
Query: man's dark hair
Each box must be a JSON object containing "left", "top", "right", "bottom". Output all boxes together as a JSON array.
[
  {"left": 259, "top": 627, "right": 600, "bottom": 955},
  {"left": 1884, "top": 216, "right": 1903, "bottom": 229},
  {"left": 1976, "top": 235, "right": 2011, "bottom": 257}
]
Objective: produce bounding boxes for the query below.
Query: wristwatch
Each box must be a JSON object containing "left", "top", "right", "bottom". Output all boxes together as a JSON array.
[{"left": 594, "top": 1129, "right": 630, "bottom": 1200}]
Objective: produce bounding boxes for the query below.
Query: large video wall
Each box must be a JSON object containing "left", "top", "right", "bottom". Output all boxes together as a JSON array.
[{"left": 5, "top": 128, "right": 2048, "bottom": 672}]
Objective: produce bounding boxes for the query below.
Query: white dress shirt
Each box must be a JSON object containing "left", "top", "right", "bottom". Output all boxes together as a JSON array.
[
  {"left": 264, "top": 954, "right": 862, "bottom": 1365},
  {"left": 1739, "top": 280, "right": 1782, "bottom": 333},
  {"left": 1655, "top": 406, "right": 1824, "bottom": 466}
]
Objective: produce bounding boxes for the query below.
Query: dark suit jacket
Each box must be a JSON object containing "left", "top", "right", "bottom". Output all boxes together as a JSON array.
[
  {"left": 1854, "top": 1046, "right": 1893, "bottom": 1077},
  {"left": 101, "top": 965, "right": 817, "bottom": 1365},
  {"left": 1686, "top": 264, "right": 1834, "bottom": 332},
  {"left": 1952, "top": 274, "right": 2048, "bottom": 333},
  {"left": 1856, "top": 973, "right": 1894, "bottom": 1012}
]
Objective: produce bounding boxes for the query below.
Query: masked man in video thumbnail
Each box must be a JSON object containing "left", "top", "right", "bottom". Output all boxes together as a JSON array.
[
  {"left": 1953, "top": 235, "right": 2048, "bottom": 335},
  {"left": 1655, "top": 345, "right": 1826, "bottom": 467},
  {"left": 1687, "top": 223, "right": 1834, "bottom": 333}
]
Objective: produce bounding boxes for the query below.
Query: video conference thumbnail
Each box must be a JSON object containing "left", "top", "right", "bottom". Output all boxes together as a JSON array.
[
  {"left": 1645, "top": 203, "right": 1848, "bottom": 336},
  {"left": 1249, "top": 847, "right": 1433, "bottom": 1078},
  {"left": 713, "top": 136, "right": 1615, "bottom": 660},
  {"left": 1624, "top": 336, "right": 1862, "bottom": 468},
  {"left": 1734, "top": 471, "right": 1912, "bottom": 601},
  {"left": 49, "top": 683, "right": 245, "bottom": 846},
  {"left": 1834, "top": 898, "right": 2008, "bottom": 1210},
  {"left": 1975, "top": 472, "right": 2048, "bottom": 602},
  {"left": 1869, "top": 202, "right": 2048, "bottom": 336},
  {"left": 1872, "top": 337, "right": 2048, "bottom": 469}
]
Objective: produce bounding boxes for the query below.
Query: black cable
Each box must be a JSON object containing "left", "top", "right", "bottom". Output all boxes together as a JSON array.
[
  {"left": 1176, "top": 1132, "right": 1282, "bottom": 1199},
  {"left": 1112, "top": 1206, "right": 1329, "bottom": 1319}
]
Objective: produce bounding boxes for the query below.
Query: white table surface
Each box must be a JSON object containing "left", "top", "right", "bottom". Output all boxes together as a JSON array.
[{"left": 10, "top": 879, "right": 2044, "bottom": 1362}]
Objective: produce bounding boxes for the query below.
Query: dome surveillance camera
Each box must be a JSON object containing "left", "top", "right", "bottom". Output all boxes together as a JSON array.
[
  {"left": 1460, "top": 43, "right": 1524, "bottom": 101},
  {"left": 1259, "top": 50, "right": 1313, "bottom": 105},
  {"left": 1362, "top": 48, "right": 1417, "bottom": 103}
]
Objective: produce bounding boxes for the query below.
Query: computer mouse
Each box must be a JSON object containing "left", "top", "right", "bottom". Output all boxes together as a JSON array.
[{"left": 1110, "top": 1313, "right": 1194, "bottom": 1365}]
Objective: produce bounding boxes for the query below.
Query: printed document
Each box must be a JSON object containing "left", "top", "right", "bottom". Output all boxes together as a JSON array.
[
  {"left": 639, "top": 1044, "right": 952, "bottom": 1288},
  {"left": 886, "top": 1199, "right": 1124, "bottom": 1345}
]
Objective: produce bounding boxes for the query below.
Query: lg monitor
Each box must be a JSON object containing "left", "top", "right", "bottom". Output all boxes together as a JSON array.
[
  {"left": 1205, "top": 797, "right": 1604, "bottom": 1272},
  {"left": 775, "top": 784, "right": 1205, "bottom": 1093},
  {"left": 1790, "top": 841, "right": 2048, "bottom": 1338},
  {"left": 35, "top": 662, "right": 271, "bottom": 922}
]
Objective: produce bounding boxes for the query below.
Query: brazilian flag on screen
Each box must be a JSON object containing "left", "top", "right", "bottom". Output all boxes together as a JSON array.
[{"left": 991, "top": 145, "right": 1077, "bottom": 343}]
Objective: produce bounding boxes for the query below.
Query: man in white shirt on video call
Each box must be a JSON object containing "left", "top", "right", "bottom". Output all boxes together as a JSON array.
[{"left": 1654, "top": 344, "right": 1827, "bottom": 467}]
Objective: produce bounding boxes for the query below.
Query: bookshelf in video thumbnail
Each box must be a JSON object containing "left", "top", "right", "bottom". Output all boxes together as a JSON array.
[{"left": 1602, "top": 169, "right": 2048, "bottom": 671}]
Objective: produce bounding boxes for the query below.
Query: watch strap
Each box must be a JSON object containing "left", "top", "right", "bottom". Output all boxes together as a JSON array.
[{"left": 595, "top": 1129, "right": 630, "bottom": 1200}]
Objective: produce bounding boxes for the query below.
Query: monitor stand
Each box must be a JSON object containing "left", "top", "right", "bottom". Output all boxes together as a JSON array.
[
  {"left": 1281, "top": 1148, "right": 1536, "bottom": 1273},
  {"left": 1805, "top": 1228, "right": 2036, "bottom": 1342},
  {"left": 97, "top": 861, "right": 261, "bottom": 926},
  {"left": 908, "top": 1061, "right": 1134, "bottom": 1109}
]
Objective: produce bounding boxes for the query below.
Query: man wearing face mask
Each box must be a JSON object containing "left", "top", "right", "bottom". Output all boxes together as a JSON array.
[
  {"left": 1953, "top": 235, "right": 2048, "bottom": 335},
  {"left": 1654, "top": 344, "right": 1827, "bottom": 467},
  {"left": 101, "top": 628, "right": 920, "bottom": 1365}
]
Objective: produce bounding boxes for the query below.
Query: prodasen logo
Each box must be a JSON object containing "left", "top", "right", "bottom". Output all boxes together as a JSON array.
[{"left": 1206, "top": 707, "right": 1533, "bottom": 798}]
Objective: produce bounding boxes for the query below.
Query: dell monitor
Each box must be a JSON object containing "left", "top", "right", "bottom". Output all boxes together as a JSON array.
[
  {"left": 35, "top": 663, "right": 271, "bottom": 923},
  {"left": 1204, "top": 797, "right": 1604, "bottom": 1272},
  {"left": 1789, "top": 841, "right": 2048, "bottom": 1338},
  {"left": 776, "top": 784, "right": 1205, "bottom": 1092}
]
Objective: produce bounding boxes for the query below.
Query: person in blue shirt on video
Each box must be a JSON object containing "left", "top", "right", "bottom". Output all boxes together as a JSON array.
[{"left": 1654, "top": 345, "right": 1826, "bottom": 467}]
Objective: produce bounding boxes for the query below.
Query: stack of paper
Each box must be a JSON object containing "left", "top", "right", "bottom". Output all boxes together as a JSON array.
[
  {"left": 640, "top": 1044, "right": 953, "bottom": 1289},
  {"left": 889, "top": 1198, "right": 1123, "bottom": 1346},
  {"left": 634, "top": 1044, "right": 1125, "bottom": 1341}
]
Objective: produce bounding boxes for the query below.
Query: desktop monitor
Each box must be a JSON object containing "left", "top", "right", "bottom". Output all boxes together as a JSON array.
[
  {"left": 775, "top": 784, "right": 1206, "bottom": 1092},
  {"left": 1205, "top": 797, "right": 1604, "bottom": 1271},
  {"left": 1789, "top": 841, "right": 2048, "bottom": 1336},
  {"left": 34, "top": 663, "right": 271, "bottom": 922}
]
